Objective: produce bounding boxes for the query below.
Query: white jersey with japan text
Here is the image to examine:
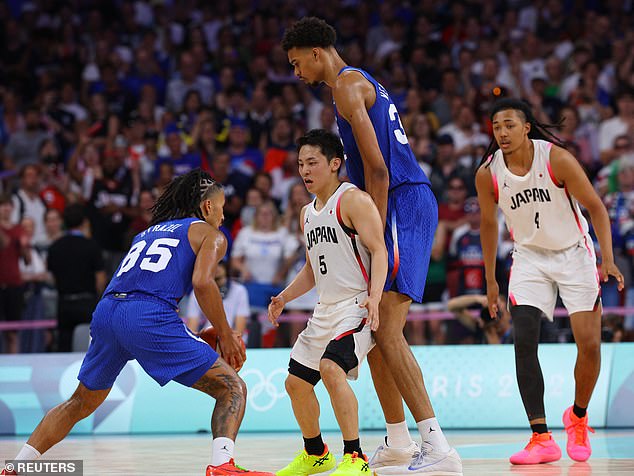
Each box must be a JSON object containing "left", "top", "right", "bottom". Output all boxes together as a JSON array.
[
  {"left": 304, "top": 182, "right": 370, "bottom": 304},
  {"left": 487, "top": 139, "right": 589, "bottom": 250}
]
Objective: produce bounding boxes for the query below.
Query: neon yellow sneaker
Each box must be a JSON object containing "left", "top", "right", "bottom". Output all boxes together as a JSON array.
[
  {"left": 331, "top": 452, "right": 370, "bottom": 475},
  {"left": 276, "top": 445, "right": 336, "bottom": 475}
]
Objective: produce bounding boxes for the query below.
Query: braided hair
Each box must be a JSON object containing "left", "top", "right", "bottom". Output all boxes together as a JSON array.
[
  {"left": 478, "top": 98, "right": 566, "bottom": 169},
  {"left": 149, "top": 168, "right": 222, "bottom": 226}
]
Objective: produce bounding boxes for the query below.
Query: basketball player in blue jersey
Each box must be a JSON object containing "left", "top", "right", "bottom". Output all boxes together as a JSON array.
[
  {"left": 2, "top": 170, "right": 273, "bottom": 476},
  {"left": 282, "top": 18, "right": 462, "bottom": 476}
]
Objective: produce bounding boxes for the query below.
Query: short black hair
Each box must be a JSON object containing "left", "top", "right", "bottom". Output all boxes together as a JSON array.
[
  {"left": 297, "top": 129, "right": 344, "bottom": 172},
  {"left": 63, "top": 204, "right": 87, "bottom": 229},
  {"left": 282, "top": 17, "right": 336, "bottom": 51}
]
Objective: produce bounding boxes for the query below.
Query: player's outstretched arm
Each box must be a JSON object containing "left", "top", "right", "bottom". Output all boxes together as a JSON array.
[
  {"left": 189, "top": 222, "right": 245, "bottom": 369},
  {"left": 343, "top": 189, "right": 388, "bottom": 331},
  {"left": 476, "top": 164, "right": 501, "bottom": 318},
  {"left": 334, "top": 72, "right": 389, "bottom": 227},
  {"left": 268, "top": 206, "right": 316, "bottom": 327},
  {"left": 550, "top": 146, "right": 624, "bottom": 290}
]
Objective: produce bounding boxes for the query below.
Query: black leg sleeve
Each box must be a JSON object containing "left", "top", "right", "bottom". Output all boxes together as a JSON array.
[{"left": 512, "top": 305, "right": 546, "bottom": 421}]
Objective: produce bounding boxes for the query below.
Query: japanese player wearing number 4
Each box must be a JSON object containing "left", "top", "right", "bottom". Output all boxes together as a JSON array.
[
  {"left": 2, "top": 170, "right": 273, "bottom": 476},
  {"left": 269, "top": 129, "right": 387, "bottom": 475},
  {"left": 476, "top": 99, "right": 624, "bottom": 465}
]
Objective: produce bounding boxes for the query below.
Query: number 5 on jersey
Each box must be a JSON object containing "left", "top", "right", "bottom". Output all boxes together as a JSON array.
[
  {"left": 319, "top": 254, "right": 327, "bottom": 275},
  {"left": 117, "top": 238, "right": 180, "bottom": 277}
]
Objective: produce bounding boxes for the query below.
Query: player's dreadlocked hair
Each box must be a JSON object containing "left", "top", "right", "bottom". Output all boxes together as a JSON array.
[
  {"left": 282, "top": 17, "right": 336, "bottom": 51},
  {"left": 478, "top": 98, "right": 566, "bottom": 169},
  {"left": 149, "top": 168, "right": 222, "bottom": 226}
]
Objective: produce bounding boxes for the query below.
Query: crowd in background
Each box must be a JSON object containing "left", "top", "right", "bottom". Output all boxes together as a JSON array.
[{"left": 1, "top": 0, "right": 634, "bottom": 353}]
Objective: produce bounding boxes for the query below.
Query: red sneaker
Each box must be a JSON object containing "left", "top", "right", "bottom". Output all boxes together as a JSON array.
[
  {"left": 206, "top": 459, "right": 275, "bottom": 475},
  {"left": 509, "top": 432, "right": 561, "bottom": 465},
  {"left": 562, "top": 406, "right": 594, "bottom": 462}
]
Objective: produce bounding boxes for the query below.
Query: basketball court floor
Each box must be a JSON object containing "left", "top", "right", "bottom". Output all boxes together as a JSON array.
[{"left": 1, "top": 429, "right": 633, "bottom": 475}]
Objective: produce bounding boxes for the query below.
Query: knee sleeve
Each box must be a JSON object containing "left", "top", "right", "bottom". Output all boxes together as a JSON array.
[
  {"left": 512, "top": 305, "right": 545, "bottom": 421},
  {"left": 288, "top": 358, "right": 321, "bottom": 386}
]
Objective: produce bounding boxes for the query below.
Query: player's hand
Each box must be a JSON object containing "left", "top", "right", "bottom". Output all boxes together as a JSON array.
[
  {"left": 268, "top": 294, "right": 285, "bottom": 328},
  {"left": 360, "top": 294, "right": 380, "bottom": 331},
  {"left": 486, "top": 279, "right": 500, "bottom": 319},
  {"left": 601, "top": 260, "right": 625, "bottom": 291},
  {"left": 218, "top": 329, "right": 246, "bottom": 371}
]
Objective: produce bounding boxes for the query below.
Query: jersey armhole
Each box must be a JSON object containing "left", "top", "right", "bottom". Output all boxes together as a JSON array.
[
  {"left": 335, "top": 193, "right": 357, "bottom": 236},
  {"left": 546, "top": 143, "right": 565, "bottom": 188}
]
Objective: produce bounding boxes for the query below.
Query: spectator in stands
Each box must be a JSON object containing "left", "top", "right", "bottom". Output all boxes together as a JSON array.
[
  {"left": 166, "top": 51, "right": 214, "bottom": 113},
  {"left": 227, "top": 119, "right": 263, "bottom": 177},
  {"left": 4, "top": 106, "right": 48, "bottom": 170},
  {"left": 11, "top": 164, "right": 48, "bottom": 247},
  {"left": 186, "top": 260, "right": 250, "bottom": 341},
  {"left": 447, "top": 294, "right": 512, "bottom": 345},
  {"left": 155, "top": 123, "right": 201, "bottom": 177},
  {"left": 47, "top": 204, "right": 105, "bottom": 352},
  {"left": 18, "top": 216, "right": 50, "bottom": 352},
  {"left": 598, "top": 88, "right": 634, "bottom": 165},
  {"left": 429, "top": 135, "right": 473, "bottom": 201},
  {"left": 0, "top": 194, "right": 30, "bottom": 353},
  {"left": 87, "top": 149, "right": 138, "bottom": 278},
  {"left": 231, "top": 200, "right": 298, "bottom": 308}
]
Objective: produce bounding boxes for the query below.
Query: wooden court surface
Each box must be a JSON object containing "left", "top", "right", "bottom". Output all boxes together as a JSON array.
[{"left": 1, "top": 429, "right": 633, "bottom": 475}]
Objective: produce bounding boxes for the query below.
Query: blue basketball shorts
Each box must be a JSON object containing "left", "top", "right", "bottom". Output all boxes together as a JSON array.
[
  {"left": 383, "top": 183, "right": 438, "bottom": 303},
  {"left": 78, "top": 295, "right": 218, "bottom": 390}
]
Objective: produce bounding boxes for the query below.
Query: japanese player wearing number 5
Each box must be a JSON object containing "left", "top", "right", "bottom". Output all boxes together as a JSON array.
[
  {"left": 282, "top": 18, "right": 461, "bottom": 476},
  {"left": 3, "top": 170, "right": 273, "bottom": 476},
  {"left": 268, "top": 129, "right": 387, "bottom": 475},
  {"left": 475, "top": 99, "right": 624, "bottom": 465}
]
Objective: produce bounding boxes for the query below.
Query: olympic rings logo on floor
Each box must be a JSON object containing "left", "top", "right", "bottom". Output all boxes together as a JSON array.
[{"left": 240, "top": 368, "right": 288, "bottom": 412}]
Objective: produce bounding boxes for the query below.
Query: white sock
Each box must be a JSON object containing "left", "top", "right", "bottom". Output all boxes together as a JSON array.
[
  {"left": 417, "top": 418, "right": 451, "bottom": 453},
  {"left": 211, "top": 437, "right": 234, "bottom": 466},
  {"left": 15, "top": 443, "right": 41, "bottom": 461},
  {"left": 386, "top": 421, "right": 413, "bottom": 448}
]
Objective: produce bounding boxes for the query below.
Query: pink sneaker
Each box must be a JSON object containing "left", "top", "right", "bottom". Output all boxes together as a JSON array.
[
  {"left": 562, "top": 406, "right": 595, "bottom": 462},
  {"left": 509, "top": 432, "right": 562, "bottom": 465}
]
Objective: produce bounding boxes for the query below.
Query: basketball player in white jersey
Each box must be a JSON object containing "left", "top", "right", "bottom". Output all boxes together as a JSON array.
[
  {"left": 476, "top": 99, "right": 624, "bottom": 465},
  {"left": 268, "top": 129, "right": 388, "bottom": 475}
]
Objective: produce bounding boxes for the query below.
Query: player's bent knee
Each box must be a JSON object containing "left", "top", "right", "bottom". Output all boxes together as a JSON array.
[{"left": 318, "top": 358, "right": 344, "bottom": 385}]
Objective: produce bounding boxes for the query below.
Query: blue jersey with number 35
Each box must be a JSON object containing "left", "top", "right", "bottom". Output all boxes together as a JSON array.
[
  {"left": 334, "top": 67, "right": 430, "bottom": 190},
  {"left": 105, "top": 217, "right": 202, "bottom": 307}
]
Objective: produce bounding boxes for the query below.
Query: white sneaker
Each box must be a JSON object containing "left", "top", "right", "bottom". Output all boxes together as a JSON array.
[
  {"left": 369, "top": 437, "right": 420, "bottom": 470},
  {"left": 375, "top": 443, "right": 463, "bottom": 475}
]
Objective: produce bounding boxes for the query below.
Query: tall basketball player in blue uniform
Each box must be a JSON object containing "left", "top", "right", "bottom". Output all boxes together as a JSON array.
[
  {"left": 283, "top": 18, "right": 462, "bottom": 475},
  {"left": 3, "top": 170, "right": 273, "bottom": 476}
]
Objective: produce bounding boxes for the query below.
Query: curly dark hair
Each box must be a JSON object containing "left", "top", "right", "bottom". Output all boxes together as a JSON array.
[
  {"left": 297, "top": 129, "right": 344, "bottom": 172},
  {"left": 478, "top": 98, "right": 565, "bottom": 169},
  {"left": 282, "top": 17, "right": 336, "bottom": 51},
  {"left": 150, "top": 168, "right": 222, "bottom": 225}
]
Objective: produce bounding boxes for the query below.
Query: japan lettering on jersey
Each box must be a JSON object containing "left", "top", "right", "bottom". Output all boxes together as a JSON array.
[
  {"left": 304, "top": 182, "right": 370, "bottom": 304},
  {"left": 487, "top": 139, "right": 589, "bottom": 251}
]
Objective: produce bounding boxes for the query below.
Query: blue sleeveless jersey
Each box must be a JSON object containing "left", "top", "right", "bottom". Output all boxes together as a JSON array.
[
  {"left": 334, "top": 67, "right": 430, "bottom": 190},
  {"left": 105, "top": 217, "right": 202, "bottom": 307}
]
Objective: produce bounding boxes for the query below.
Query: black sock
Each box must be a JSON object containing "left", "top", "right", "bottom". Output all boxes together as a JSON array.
[
  {"left": 304, "top": 434, "right": 325, "bottom": 456},
  {"left": 573, "top": 403, "right": 587, "bottom": 419},
  {"left": 343, "top": 438, "right": 362, "bottom": 456},
  {"left": 530, "top": 423, "right": 548, "bottom": 434}
]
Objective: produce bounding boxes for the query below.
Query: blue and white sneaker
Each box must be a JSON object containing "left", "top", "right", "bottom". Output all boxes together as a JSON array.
[
  {"left": 369, "top": 437, "right": 420, "bottom": 471},
  {"left": 374, "top": 442, "right": 463, "bottom": 475}
]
